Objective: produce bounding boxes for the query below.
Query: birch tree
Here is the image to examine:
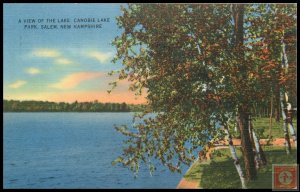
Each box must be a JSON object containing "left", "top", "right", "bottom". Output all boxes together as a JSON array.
[
  {"left": 247, "top": 4, "right": 296, "bottom": 154},
  {"left": 224, "top": 125, "right": 247, "bottom": 189},
  {"left": 111, "top": 3, "right": 296, "bottom": 182},
  {"left": 280, "top": 32, "right": 297, "bottom": 153}
]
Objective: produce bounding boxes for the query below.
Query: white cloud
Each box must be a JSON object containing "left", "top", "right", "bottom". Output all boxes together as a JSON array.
[
  {"left": 55, "top": 58, "right": 72, "bottom": 65},
  {"left": 49, "top": 72, "right": 103, "bottom": 89},
  {"left": 88, "top": 51, "right": 113, "bottom": 63},
  {"left": 9, "top": 80, "right": 27, "bottom": 89},
  {"left": 31, "top": 49, "right": 73, "bottom": 65},
  {"left": 26, "top": 67, "right": 41, "bottom": 75},
  {"left": 32, "top": 49, "right": 61, "bottom": 58}
]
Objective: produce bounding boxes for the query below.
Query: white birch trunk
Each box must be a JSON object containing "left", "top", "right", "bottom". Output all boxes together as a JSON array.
[
  {"left": 224, "top": 127, "right": 247, "bottom": 189},
  {"left": 287, "top": 103, "right": 297, "bottom": 149},
  {"left": 280, "top": 91, "right": 291, "bottom": 155},
  {"left": 288, "top": 123, "right": 297, "bottom": 148},
  {"left": 248, "top": 115, "right": 260, "bottom": 169},
  {"left": 252, "top": 130, "right": 261, "bottom": 168},
  {"left": 280, "top": 34, "right": 297, "bottom": 151}
]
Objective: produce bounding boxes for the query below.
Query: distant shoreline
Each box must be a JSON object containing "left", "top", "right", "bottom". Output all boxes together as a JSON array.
[
  {"left": 3, "top": 111, "right": 139, "bottom": 113},
  {"left": 3, "top": 99, "right": 146, "bottom": 113}
]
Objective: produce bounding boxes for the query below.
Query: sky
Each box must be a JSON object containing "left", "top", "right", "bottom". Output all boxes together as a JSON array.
[{"left": 3, "top": 3, "right": 146, "bottom": 104}]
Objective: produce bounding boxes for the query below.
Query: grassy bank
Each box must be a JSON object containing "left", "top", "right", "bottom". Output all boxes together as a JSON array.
[
  {"left": 181, "top": 117, "right": 297, "bottom": 189},
  {"left": 184, "top": 146, "right": 297, "bottom": 189}
]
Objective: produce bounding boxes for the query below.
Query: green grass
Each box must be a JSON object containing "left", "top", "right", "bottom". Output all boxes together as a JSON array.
[
  {"left": 183, "top": 117, "right": 297, "bottom": 188},
  {"left": 231, "top": 117, "right": 297, "bottom": 139},
  {"left": 184, "top": 146, "right": 297, "bottom": 189},
  {"left": 183, "top": 158, "right": 209, "bottom": 182},
  {"left": 253, "top": 117, "right": 297, "bottom": 139}
]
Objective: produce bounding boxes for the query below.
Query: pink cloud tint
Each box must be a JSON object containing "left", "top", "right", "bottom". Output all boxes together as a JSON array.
[{"left": 50, "top": 72, "right": 103, "bottom": 89}]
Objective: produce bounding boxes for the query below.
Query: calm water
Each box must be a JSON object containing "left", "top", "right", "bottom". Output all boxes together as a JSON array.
[{"left": 3, "top": 113, "right": 188, "bottom": 189}]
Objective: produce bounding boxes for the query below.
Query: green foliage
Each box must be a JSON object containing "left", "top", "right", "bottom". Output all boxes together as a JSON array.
[
  {"left": 3, "top": 99, "right": 145, "bottom": 112},
  {"left": 111, "top": 4, "right": 297, "bottom": 175}
]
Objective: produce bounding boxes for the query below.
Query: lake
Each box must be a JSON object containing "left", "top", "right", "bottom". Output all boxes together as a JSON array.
[{"left": 3, "top": 113, "right": 188, "bottom": 189}]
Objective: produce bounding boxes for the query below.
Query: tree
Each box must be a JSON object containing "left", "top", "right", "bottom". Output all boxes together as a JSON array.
[
  {"left": 223, "top": 122, "right": 247, "bottom": 189},
  {"left": 232, "top": 4, "right": 256, "bottom": 180},
  {"left": 268, "top": 93, "right": 273, "bottom": 140},
  {"left": 111, "top": 4, "right": 296, "bottom": 182},
  {"left": 121, "top": 102, "right": 128, "bottom": 112},
  {"left": 3, "top": 99, "right": 139, "bottom": 112},
  {"left": 247, "top": 4, "right": 297, "bottom": 154}
]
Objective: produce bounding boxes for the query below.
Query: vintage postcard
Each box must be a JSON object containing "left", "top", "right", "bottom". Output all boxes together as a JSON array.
[{"left": 3, "top": 3, "right": 297, "bottom": 189}]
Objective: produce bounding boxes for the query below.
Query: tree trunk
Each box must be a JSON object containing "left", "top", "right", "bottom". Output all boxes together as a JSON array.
[
  {"left": 269, "top": 94, "right": 273, "bottom": 140},
  {"left": 248, "top": 114, "right": 254, "bottom": 144},
  {"left": 253, "top": 130, "right": 267, "bottom": 165},
  {"left": 282, "top": 36, "right": 297, "bottom": 149},
  {"left": 233, "top": 4, "right": 257, "bottom": 180},
  {"left": 224, "top": 126, "right": 247, "bottom": 189},
  {"left": 250, "top": 122, "right": 267, "bottom": 166},
  {"left": 274, "top": 88, "right": 280, "bottom": 122},
  {"left": 280, "top": 91, "right": 291, "bottom": 155},
  {"left": 248, "top": 114, "right": 259, "bottom": 169},
  {"left": 238, "top": 110, "right": 257, "bottom": 180},
  {"left": 280, "top": 31, "right": 296, "bottom": 154},
  {"left": 287, "top": 108, "right": 297, "bottom": 149},
  {"left": 249, "top": 115, "right": 267, "bottom": 168},
  {"left": 284, "top": 97, "right": 297, "bottom": 149}
]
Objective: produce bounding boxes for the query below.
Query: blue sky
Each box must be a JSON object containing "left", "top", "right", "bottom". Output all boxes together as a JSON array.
[{"left": 3, "top": 3, "right": 146, "bottom": 104}]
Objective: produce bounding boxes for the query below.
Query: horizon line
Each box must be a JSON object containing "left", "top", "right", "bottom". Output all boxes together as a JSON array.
[{"left": 3, "top": 98, "right": 147, "bottom": 105}]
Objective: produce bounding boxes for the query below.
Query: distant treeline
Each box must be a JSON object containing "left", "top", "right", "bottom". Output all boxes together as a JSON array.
[{"left": 3, "top": 100, "right": 146, "bottom": 112}]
